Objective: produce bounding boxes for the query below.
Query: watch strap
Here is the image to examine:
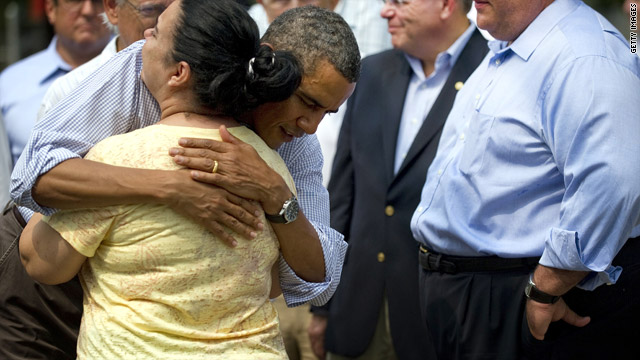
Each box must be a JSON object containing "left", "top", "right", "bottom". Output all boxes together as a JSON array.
[
  {"left": 525, "top": 274, "right": 561, "bottom": 304},
  {"left": 265, "top": 212, "right": 287, "bottom": 223},
  {"left": 265, "top": 196, "right": 298, "bottom": 224}
]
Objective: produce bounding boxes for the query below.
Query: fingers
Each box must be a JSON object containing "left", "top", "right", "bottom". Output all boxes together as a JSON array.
[
  {"left": 168, "top": 173, "right": 264, "bottom": 245},
  {"left": 213, "top": 193, "right": 264, "bottom": 238},
  {"left": 562, "top": 306, "right": 591, "bottom": 328},
  {"left": 219, "top": 125, "right": 240, "bottom": 144},
  {"left": 308, "top": 315, "right": 328, "bottom": 359},
  {"left": 172, "top": 152, "right": 218, "bottom": 173},
  {"left": 176, "top": 137, "right": 232, "bottom": 153}
]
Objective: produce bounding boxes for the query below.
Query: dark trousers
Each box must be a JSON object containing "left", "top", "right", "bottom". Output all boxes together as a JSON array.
[
  {"left": 0, "top": 202, "right": 83, "bottom": 360},
  {"left": 419, "top": 238, "right": 640, "bottom": 360}
]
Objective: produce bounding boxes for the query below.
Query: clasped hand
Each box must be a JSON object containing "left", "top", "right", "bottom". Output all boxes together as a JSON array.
[{"left": 167, "top": 125, "right": 287, "bottom": 246}]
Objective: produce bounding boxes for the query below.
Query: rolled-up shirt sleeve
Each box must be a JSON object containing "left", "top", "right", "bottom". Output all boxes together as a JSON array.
[
  {"left": 10, "top": 41, "right": 151, "bottom": 215},
  {"left": 277, "top": 135, "right": 348, "bottom": 306},
  {"left": 538, "top": 55, "right": 640, "bottom": 290}
]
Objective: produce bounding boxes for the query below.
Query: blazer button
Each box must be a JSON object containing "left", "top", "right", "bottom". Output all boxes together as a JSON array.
[
  {"left": 385, "top": 205, "right": 394, "bottom": 217},
  {"left": 377, "top": 252, "right": 385, "bottom": 262}
]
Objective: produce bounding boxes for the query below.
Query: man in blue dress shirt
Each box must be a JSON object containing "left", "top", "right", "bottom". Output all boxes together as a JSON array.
[
  {"left": 411, "top": 0, "right": 640, "bottom": 359},
  {"left": 0, "top": 0, "right": 110, "bottom": 168}
]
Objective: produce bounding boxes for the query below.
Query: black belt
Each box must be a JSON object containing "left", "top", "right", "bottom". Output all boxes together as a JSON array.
[
  {"left": 3, "top": 201, "right": 26, "bottom": 228},
  {"left": 419, "top": 245, "right": 539, "bottom": 274}
]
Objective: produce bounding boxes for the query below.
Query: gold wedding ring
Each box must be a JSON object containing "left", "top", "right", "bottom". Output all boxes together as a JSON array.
[{"left": 212, "top": 160, "right": 219, "bottom": 174}]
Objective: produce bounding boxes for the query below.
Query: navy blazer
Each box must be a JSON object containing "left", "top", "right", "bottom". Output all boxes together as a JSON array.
[{"left": 321, "top": 29, "right": 488, "bottom": 359}]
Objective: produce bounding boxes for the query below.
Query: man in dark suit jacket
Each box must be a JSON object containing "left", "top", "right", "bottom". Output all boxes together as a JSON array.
[{"left": 308, "top": 0, "right": 488, "bottom": 359}]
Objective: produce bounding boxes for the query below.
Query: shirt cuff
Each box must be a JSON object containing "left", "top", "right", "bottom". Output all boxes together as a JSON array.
[
  {"left": 11, "top": 143, "right": 80, "bottom": 216},
  {"left": 539, "top": 227, "right": 622, "bottom": 290},
  {"left": 279, "top": 223, "right": 347, "bottom": 307}
]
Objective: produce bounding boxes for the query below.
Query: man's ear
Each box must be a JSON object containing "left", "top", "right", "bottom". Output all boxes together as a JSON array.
[
  {"left": 45, "top": 0, "right": 56, "bottom": 25},
  {"left": 103, "top": 0, "right": 119, "bottom": 25},
  {"left": 440, "top": 0, "right": 457, "bottom": 20},
  {"left": 168, "top": 61, "right": 191, "bottom": 88}
]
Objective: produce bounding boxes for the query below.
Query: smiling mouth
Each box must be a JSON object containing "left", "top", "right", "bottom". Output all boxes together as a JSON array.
[{"left": 281, "top": 127, "right": 304, "bottom": 141}]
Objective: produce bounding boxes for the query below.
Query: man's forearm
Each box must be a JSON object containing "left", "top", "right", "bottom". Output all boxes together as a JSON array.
[
  {"left": 532, "top": 264, "right": 589, "bottom": 296},
  {"left": 33, "top": 158, "right": 262, "bottom": 243},
  {"left": 272, "top": 211, "right": 326, "bottom": 283},
  {"left": 32, "top": 158, "right": 177, "bottom": 209}
]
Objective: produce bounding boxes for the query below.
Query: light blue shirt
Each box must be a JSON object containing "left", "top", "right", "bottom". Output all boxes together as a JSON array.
[
  {"left": 11, "top": 40, "right": 347, "bottom": 307},
  {"left": 394, "top": 24, "right": 475, "bottom": 174},
  {"left": 411, "top": 0, "right": 640, "bottom": 291},
  {"left": 0, "top": 37, "right": 71, "bottom": 167}
]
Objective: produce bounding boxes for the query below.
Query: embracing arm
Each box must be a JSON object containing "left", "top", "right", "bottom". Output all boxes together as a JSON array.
[
  {"left": 175, "top": 126, "right": 325, "bottom": 282},
  {"left": 32, "top": 159, "right": 262, "bottom": 245},
  {"left": 19, "top": 213, "right": 86, "bottom": 285},
  {"left": 11, "top": 41, "right": 261, "bottom": 242},
  {"left": 172, "top": 127, "right": 348, "bottom": 305}
]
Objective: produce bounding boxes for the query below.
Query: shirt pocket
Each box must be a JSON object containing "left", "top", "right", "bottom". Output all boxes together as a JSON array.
[{"left": 458, "top": 111, "right": 495, "bottom": 175}]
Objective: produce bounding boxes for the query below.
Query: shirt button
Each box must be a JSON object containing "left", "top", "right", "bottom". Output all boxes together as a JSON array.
[
  {"left": 455, "top": 81, "right": 464, "bottom": 91},
  {"left": 385, "top": 205, "right": 395, "bottom": 217},
  {"left": 475, "top": 94, "right": 481, "bottom": 100},
  {"left": 495, "top": 59, "right": 501, "bottom": 65},
  {"left": 437, "top": 169, "right": 443, "bottom": 175},
  {"left": 411, "top": 118, "right": 418, "bottom": 125},
  {"left": 459, "top": 133, "right": 465, "bottom": 141},
  {"left": 377, "top": 252, "right": 386, "bottom": 263},
  {"left": 416, "top": 206, "right": 423, "bottom": 212}
]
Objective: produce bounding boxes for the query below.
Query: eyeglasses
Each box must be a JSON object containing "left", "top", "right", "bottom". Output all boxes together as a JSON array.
[
  {"left": 59, "top": 0, "right": 103, "bottom": 10},
  {"left": 123, "top": 0, "right": 167, "bottom": 19},
  {"left": 381, "top": 0, "right": 412, "bottom": 5}
]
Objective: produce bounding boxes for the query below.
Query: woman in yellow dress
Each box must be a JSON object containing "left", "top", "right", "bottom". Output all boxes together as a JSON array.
[{"left": 19, "top": 0, "right": 303, "bottom": 358}]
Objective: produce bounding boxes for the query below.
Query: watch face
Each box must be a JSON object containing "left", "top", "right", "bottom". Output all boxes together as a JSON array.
[{"left": 284, "top": 198, "right": 299, "bottom": 222}]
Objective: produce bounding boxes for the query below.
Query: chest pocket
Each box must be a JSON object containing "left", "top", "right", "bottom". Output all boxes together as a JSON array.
[{"left": 458, "top": 112, "right": 495, "bottom": 175}]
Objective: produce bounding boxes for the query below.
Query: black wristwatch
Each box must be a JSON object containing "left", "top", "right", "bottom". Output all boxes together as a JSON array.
[
  {"left": 265, "top": 195, "right": 299, "bottom": 224},
  {"left": 524, "top": 274, "right": 561, "bottom": 304}
]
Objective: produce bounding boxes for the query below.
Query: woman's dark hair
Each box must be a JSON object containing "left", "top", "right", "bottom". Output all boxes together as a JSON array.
[{"left": 171, "top": 0, "right": 301, "bottom": 118}]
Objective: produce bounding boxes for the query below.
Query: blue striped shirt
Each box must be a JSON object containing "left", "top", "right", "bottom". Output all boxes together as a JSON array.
[{"left": 11, "top": 40, "right": 346, "bottom": 306}]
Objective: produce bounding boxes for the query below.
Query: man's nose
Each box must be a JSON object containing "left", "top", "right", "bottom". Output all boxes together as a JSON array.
[
  {"left": 80, "top": 0, "right": 102, "bottom": 15},
  {"left": 298, "top": 111, "right": 325, "bottom": 134}
]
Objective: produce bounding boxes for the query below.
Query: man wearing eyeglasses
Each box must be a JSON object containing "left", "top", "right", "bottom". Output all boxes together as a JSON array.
[
  {"left": 0, "top": 0, "right": 110, "bottom": 170},
  {"left": 37, "top": 0, "right": 173, "bottom": 119},
  {"left": 0, "top": 1, "right": 169, "bottom": 359},
  {"left": 308, "top": 0, "right": 487, "bottom": 359}
]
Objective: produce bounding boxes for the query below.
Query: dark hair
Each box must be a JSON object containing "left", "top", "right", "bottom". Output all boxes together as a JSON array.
[
  {"left": 263, "top": 6, "right": 360, "bottom": 83},
  {"left": 460, "top": 0, "right": 473, "bottom": 13},
  {"left": 170, "top": 0, "right": 301, "bottom": 118}
]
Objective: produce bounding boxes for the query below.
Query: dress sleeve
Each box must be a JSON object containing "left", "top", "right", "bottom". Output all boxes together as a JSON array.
[{"left": 43, "top": 206, "right": 121, "bottom": 258}]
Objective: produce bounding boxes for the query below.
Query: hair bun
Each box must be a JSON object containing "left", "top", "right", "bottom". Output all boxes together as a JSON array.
[{"left": 241, "top": 46, "right": 301, "bottom": 108}]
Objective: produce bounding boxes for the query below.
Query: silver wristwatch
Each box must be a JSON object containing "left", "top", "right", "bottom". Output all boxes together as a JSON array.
[{"left": 265, "top": 195, "right": 299, "bottom": 224}]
